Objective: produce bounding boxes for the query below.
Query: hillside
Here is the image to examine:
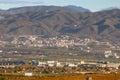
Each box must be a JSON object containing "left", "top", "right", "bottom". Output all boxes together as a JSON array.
[{"left": 0, "top": 6, "right": 120, "bottom": 41}]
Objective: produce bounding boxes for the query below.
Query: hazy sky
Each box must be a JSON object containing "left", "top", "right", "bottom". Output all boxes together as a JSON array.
[{"left": 0, "top": 0, "right": 120, "bottom": 11}]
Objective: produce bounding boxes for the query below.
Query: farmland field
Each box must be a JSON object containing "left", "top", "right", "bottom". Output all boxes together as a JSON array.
[{"left": 1, "top": 72, "right": 120, "bottom": 80}]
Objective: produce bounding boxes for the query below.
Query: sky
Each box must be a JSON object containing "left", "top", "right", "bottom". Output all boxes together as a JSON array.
[{"left": 0, "top": 0, "right": 120, "bottom": 11}]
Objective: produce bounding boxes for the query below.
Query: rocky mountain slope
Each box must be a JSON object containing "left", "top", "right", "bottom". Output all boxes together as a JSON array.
[{"left": 0, "top": 6, "right": 120, "bottom": 41}]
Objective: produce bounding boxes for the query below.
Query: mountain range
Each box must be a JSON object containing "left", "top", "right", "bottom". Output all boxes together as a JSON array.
[{"left": 0, "top": 6, "right": 120, "bottom": 41}]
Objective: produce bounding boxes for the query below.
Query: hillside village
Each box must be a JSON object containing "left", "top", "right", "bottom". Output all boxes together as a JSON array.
[
  {"left": 0, "top": 35, "right": 120, "bottom": 57},
  {"left": 0, "top": 35, "right": 120, "bottom": 75},
  {"left": 0, "top": 35, "right": 120, "bottom": 61}
]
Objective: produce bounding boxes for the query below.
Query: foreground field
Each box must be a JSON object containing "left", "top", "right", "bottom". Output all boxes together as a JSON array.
[{"left": 0, "top": 73, "right": 120, "bottom": 80}]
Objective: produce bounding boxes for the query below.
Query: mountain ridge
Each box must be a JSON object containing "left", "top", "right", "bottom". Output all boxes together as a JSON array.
[
  {"left": 0, "top": 5, "right": 90, "bottom": 14},
  {"left": 0, "top": 6, "right": 120, "bottom": 41}
]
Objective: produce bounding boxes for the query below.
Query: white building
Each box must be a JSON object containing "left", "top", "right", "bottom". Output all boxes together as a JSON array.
[
  {"left": 25, "top": 73, "right": 33, "bottom": 76},
  {"left": 38, "top": 62, "right": 47, "bottom": 67},
  {"left": 107, "top": 63, "right": 120, "bottom": 69}
]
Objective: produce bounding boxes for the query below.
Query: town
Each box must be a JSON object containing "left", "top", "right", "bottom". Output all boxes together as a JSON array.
[
  {"left": 0, "top": 35, "right": 120, "bottom": 59},
  {"left": 0, "top": 35, "right": 120, "bottom": 76},
  {"left": 0, "top": 59, "right": 120, "bottom": 76}
]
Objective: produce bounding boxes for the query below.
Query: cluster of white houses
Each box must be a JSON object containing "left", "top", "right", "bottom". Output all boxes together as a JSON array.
[
  {"left": 0, "top": 59, "right": 120, "bottom": 69},
  {"left": 35, "top": 60, "right": 120, "bottom": 69},
  {"left": 104, "top": 50, "right": 120, "bottom": 59},
  {"left": 10, "top": 35, "right": 115, "bottom": 49}
]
